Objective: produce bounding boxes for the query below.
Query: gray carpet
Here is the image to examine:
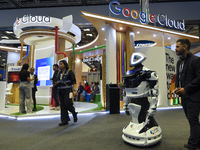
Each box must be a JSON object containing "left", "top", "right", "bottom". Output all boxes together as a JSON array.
[{"left": 0, "top": 108, "right": 194, "bottom": 150}]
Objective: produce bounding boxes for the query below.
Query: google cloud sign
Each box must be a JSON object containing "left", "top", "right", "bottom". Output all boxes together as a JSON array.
[{"left": 109, "top": 1, "right": 185, "bottom": 31}]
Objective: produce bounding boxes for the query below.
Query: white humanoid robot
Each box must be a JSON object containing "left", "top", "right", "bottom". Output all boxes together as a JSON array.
[{"left": 122, "top": 52, "right": 162, "bottom": 147}]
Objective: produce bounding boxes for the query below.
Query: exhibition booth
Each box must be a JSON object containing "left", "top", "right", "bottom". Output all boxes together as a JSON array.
[{"left": 0, "top": 1, "right": 199, "bottom": 116}]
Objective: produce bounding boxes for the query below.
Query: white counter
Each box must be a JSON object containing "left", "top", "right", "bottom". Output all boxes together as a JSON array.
[{"left": 0, "top": 82, "right": 6, "bottom": 110}]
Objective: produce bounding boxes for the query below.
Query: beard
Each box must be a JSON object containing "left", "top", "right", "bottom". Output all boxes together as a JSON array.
[{"left": 176, "top": 48, "right": 185, "bottom": 56}]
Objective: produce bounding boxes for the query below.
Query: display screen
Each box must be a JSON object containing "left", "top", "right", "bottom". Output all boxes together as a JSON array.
[
  {"left": 8, "top": 72, "right": 20, "bottom": 83},
  {"left": 35, "top": 57, "right": 53, "bottom": 86}
]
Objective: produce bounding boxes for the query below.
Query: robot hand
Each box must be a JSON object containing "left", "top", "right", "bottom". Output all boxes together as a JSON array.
[{"left": 123, "top": 105, "right": 130, "bottom": 115}]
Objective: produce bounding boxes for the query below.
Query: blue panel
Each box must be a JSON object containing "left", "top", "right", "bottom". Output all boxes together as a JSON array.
[{"left": 35, "top": 57, "right": 53, "bottom": 86}]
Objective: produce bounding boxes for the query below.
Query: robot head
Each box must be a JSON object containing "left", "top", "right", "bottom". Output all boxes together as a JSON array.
[{"left": 129, "top": 52, "right": 146, "bottom": 67}]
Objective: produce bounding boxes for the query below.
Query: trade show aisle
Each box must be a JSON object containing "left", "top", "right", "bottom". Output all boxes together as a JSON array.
[
  {"left": 0, "top": 107, "right": 192, "bottom": 150},
  {"left": 0, "top": 102, "right": 98, "bottom": 116}
]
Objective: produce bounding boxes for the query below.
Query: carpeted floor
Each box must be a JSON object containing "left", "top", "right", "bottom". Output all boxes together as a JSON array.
[{"left": 0, "top": 107, "right": 195, "bottom": 150}]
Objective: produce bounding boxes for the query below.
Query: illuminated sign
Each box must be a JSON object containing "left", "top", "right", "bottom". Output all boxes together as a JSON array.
[
  {"left": 8, "top": 66, "right": 22, "bottom": 72},
  {"left": 135, "top": 40, "right": 156, "bottom": 47},
  {"left": 109, "top": 0, "right": 185, "bottom": 30},
  {"left": 83, "top": 55, "right": 102, "bottom": 63},
  {"left": 14, "top": 14, "right": 51, "bottom": 27}
]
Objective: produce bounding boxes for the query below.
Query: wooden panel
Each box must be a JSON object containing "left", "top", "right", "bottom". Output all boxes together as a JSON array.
[
  {"left": 57, "top": 38, "right": 66, "bottom": 61},
  {"left": 32, "top": 45, "right": 35, "bottom": 68},
  {"left": 8, "top": 83, "right": 19, "bottom": 104},
  {"left": 126, "top": 27, "right": 135, "bottom": 71},
  {"left": 74, "top": 59, "right": 82, "bottom": 90}
]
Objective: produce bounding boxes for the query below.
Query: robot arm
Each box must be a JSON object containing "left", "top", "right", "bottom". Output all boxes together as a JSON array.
[
  {"left": 123, "top": 96, "right": 130, "bottom": 115},
  {"left": 147, "top": 71, "right": 159, "bottom": 117}
]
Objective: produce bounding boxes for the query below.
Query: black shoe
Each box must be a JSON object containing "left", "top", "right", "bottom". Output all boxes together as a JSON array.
[
  {"left": 58, "top": 122, "right": 68, "bottom": 126},
  {"left": 32, "top": 108, "right": 37, "bottom": 111},
  {"left": 184, "top": 144, "right": 199, "bottom": 149},
  {"left": 73, "top": 112, "right": 78, "bottom": 123}
]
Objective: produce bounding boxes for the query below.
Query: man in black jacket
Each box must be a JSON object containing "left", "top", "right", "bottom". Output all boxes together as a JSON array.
[
  {"left": 30, "top": 68, "right": 38, "bottom": 111},
  {"left": 174, "top": 39, "right": 200, "bottom": 150},
  {"left": 76, "top": 82, "right": 84, "bottom": 101},
  {"left": 52, "top": 64, "right": 60, "bottom": 110}
]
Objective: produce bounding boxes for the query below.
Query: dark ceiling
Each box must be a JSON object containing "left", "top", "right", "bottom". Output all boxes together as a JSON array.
[
  {"left": 0, "top": 0, "right": 200, "bottom": 68},
  {"left": 0, "top": 0, "right": 200, "bottom": 10}
]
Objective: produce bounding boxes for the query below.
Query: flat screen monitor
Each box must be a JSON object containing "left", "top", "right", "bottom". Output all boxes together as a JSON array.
[{"left": 35, "top": 57, "right": 53, "bottom": 86}]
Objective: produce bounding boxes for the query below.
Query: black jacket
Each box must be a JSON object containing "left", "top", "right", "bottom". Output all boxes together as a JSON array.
[
  {"left": 175, "top": 53, "right": 200, "bottom": 101},
  {"left": 32, "top": 74, "right": 38, "bottom": 91},
  {"left": 56, "top": 69, "right": 76, "bottom": 93},
  {"left": 52, "top": 70, "right": 59, "bottom": 84}
]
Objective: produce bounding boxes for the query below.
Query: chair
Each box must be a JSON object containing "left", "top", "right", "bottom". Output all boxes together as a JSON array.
[{"left": 5, "top": 83, "right": 13, "bottom": 104}]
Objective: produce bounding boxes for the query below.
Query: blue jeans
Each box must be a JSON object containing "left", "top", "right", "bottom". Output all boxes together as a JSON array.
[{"left": 81, "top": 90, "right": 88, "bottom": 98}]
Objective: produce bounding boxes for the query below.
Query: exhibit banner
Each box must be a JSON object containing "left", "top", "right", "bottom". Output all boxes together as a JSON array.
[{"left": 165, "top": 48, "right": 179, "bottom": 104}]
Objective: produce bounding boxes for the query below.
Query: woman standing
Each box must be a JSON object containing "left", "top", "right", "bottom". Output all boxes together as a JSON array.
[
  {"left": 56, "top": 60, "right": 78, "bottom": 126},
  {"left": 19, "top": 63, "right": 34, "bottom": 113}
]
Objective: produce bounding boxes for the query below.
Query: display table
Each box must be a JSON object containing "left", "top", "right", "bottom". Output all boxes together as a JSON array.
[{"left": 0, "top": 82, "right": 6, "bottom": 110}]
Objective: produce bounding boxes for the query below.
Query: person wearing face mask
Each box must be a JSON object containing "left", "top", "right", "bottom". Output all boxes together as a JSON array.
[
  {"left": 55, "top": 60, "right": 78, "bottom": 126},
  {"left": 174, "top": 39, "right": 200, "bottom": 150}
]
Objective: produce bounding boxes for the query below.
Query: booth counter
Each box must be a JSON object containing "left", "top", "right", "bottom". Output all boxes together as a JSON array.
[{"left": 0, "top": 81, "right": 6, "bottom": 110}]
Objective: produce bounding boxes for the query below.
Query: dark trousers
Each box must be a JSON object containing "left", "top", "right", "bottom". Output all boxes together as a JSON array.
[
  {"left": 59, "top": 91, "right": 76, "bottom": 123},
  {"left": 52, "top": 87, "right": 59, "bottom": 107},
  {"left": 77, "top": 92, "right": 82, "bottom": 101},
  {"left": 181, "top": 97, "right": 200, "bottom": 149},
  {"left": 32, "top": 88, "right": 36, "bottom": 108}
]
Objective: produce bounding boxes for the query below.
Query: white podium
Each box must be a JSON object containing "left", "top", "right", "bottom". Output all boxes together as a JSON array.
[{"left": 0, "top": 81, "right": 6, "bottom": 110}]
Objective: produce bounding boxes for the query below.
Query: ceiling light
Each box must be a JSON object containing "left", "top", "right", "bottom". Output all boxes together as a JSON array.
[
  {"left": 101, "top": 27, "right": 105, "bottom": 31},
  {"left": 83, "top": 29, "right": 90, "bottom": 31},
  {"left": 168, "top": 37, "right": 171, "bottom": 40},
  {"left": 82, "top": 12, "right": 199, "bottom": 39},
  {"left": 86, "top": 34, "right": 93, "bottom": 36},
  {"left": 137, "top": 31, "right": 140, "bottom": 34},
  {"left": 120, "top": 27, "right": 123, "bottom": 30},
  {"left": 6, "top": 31, "right": 13, "bottom": 34},
  {"left": 1, "top": 36, "right": 8, "bottom": 39},
  {"left": 95, "top": 46, "right": 97, "bottom": 48},
  {"left": 105, "top": 39, "right": 106, "bottom": 41},
  {"left": 2, "top": 59, "right": 6, "bottom": 61},
  {"left": 153, "top": 34, "right": 156, "bottom": 37}
]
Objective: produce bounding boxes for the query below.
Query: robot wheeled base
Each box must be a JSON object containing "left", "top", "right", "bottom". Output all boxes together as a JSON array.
[{"left": 122, "top": 121, "right": 162, "bottom": 147}]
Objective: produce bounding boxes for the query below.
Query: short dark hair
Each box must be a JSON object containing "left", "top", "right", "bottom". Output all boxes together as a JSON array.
[
  {"left": 176, "top": 39, "right": 191, "bottom": 50},
  {"left": 53, "top": 64, "right": 58, "bottom": 68}
]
